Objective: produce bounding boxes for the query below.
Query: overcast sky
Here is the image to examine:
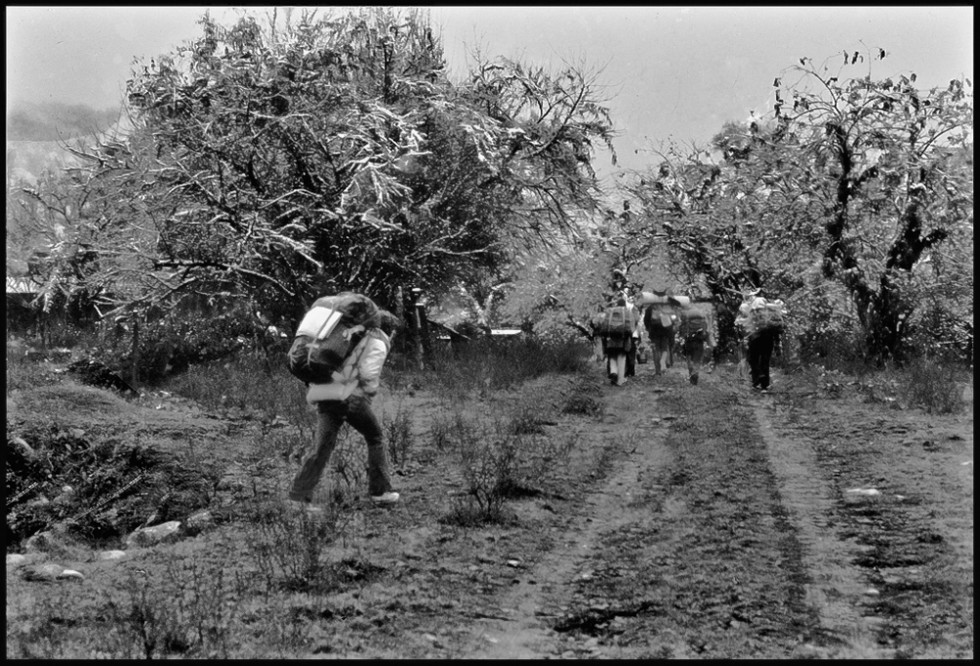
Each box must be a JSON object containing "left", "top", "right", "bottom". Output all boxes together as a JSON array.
[{"left": 5, "top": 5, "right": 974, "bottom": 177}]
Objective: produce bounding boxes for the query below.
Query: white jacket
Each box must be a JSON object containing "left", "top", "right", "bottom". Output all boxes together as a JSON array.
[{"left": 306, "top": 329, "right": 391, "bottom": 404}]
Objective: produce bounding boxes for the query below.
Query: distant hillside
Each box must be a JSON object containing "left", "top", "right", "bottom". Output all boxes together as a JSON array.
[
  {"left": 5, "top": 140, "right": 87, "bottom": 185},
  {"left": 6, "top": 101, "right": 122, "bottom": 142},
  {"left": 6, "top": 101, "right": 128, "bottom": 186}
]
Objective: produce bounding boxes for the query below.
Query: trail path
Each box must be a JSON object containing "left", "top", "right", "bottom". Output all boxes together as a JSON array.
[
  {"left": 452, "top": 364, "right": 971, "bottom": 658},
  {"left": 461, "top": 376, "right": 672, "bottom": 658},
  {"left": 6, "top": 359, "right": 970, "bottom": 659}
]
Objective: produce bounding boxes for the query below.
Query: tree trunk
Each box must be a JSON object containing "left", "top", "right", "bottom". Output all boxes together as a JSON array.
[
  {"left": 131, "top": 316, "right": 140, "bottom": 388},
  {"left": 403, "top": 288, "right": 426, "bottom": 371},
  {"left": 864, "top": 181, "right": 947, "bottom": 365}
]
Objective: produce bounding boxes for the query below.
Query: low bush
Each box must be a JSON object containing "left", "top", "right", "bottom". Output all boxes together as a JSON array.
[
  {"left": 796, "top": 327, "right": 869, "bottom": 373},
  {"left": 426, "top": 335, "right": 591, "bottom": 397},
  {"left": 90, "top": 308, "right": 267, "bottom": 385},
  {"left": 382, "top": 399, "right": 414, "bottom": 466},
  {"left": 113, "top": 555, "right": 241, "bottom": 658},
  {"left": 244, "top": 497, "right": 351, "bottom": 594},
  {"left": 439, "top": 398, "right": 575, "bottom": 526},
  {"left": 901, "top": 358, "right": 966, "bottom": 415},
  {"left": 561, "top": 391, "right": 603, "bottom": 417},
  {"left": 160, "top": 355, "right": 311, "bottom": 426}
]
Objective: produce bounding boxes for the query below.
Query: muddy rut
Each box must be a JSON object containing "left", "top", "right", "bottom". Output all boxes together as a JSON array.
[
  {"left": 452, "top": 365, "right": 966, "bottom": 658},
  {"left": 461, "top": 374, "right": 673, "bottom": 657}
]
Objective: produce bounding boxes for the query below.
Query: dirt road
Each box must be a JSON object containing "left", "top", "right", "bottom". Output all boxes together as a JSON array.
[
  {"left": 6, "top": 360, "right": 972, "bottom": 659},
  {"left": 445, "top": 365, "right": 973, "bottom": 659}
]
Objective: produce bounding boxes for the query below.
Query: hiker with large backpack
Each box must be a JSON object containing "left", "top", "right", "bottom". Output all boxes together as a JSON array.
[
  {"left": 674, "top": 297, "right": 716, "bottom": 386},
  {"left": 639, "top": 288, "right": 677, "bottom": 376},
  {"left": 599, "top": 294, "right": 640, "bottom": 386},
  {"left": 286, "top": 292, "right": 402, "bottom": 508},
  {"left": 624, "top": 293, "right": 643, "bottom": 379},
  {"left": 735, "top": 288, "right": 785, "bottom": 393}
]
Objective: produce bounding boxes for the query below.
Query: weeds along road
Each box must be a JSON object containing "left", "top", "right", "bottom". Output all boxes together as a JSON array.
[{"left": 452, "top": 364, "right": 971, "bottom": 659}]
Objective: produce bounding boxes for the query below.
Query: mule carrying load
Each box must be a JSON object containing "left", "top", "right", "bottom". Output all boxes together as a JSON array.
[{"left": 287, "top": 293, "right": 380, "bottom": 384}]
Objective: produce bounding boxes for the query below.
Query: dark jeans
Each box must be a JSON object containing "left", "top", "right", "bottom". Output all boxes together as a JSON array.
[
  {"left": 747, "top": 331, "right": 777, "bottom": 389},
  {"left": 681, "top": 331, "right": 708, "bottom": 384},
  {"left": 647, "top": 328, "right": 674, "bottom": 375},
  {"left": 625, "top": 336, "right": 639, "bottom": 377},
  {"left": 289, "top": 394, "right": 393, "bottom": 501}
]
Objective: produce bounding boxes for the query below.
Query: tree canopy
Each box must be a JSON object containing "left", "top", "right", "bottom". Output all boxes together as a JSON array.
[
  {"left": 25, "top": 7, "right": 616, "bottom": 324},
  {"left": 622, "top": 50, "right": 973, "bottom": 361}
]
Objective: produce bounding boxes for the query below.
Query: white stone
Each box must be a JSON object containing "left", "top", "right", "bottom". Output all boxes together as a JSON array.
[
  {"left": 6, "top": 553, "right": 28, "bottom": 566},
  {"left": 97, "top": 550, "right": 127, "bottom": 561},
  {"left": 126, "top": 520, "right": 182, "bottom": 547},
  {"left": 58, "top": 568, "right": 84, "bottom": 581},
  {"left": 23, "top": 563, "right": 63, "bottom": 581},
  {"left": 845, "top": 488, "right": 881, "bottom": 496}
]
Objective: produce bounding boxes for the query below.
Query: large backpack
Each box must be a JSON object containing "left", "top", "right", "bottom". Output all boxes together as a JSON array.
[
  {"left": 644, "top": 304, "right": 675, "bottom": 332},
  {"left": 287, "top": 293, "right": 379, "bottom": 384},
  {"left": 598, "top": 305, "right": 637, "bottom": 336},
  {"left": 739, "top": 298, "right": 786, "bottom": 336},
  {"left": 677, "top": 306, "right": 709, "bottom": 339},
  {"left": 753, "top": 300, "right": 785, "bottom": 333}
]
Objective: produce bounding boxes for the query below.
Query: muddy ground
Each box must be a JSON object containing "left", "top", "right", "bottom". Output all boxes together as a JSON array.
[{"left": 5, "top": 359, "right": 973, "bottom": 658}]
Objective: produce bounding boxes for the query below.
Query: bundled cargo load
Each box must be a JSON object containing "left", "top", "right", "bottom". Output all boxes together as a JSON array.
[
  {"left": 597, "top": 304, "right": 639, "bottom": 336},
  {"left": 736, "top": 296, "right": 786, "bottom": 337},
  {"left": 287, "top": 292, "right": 380, "bottom": 384},
  {"left": 677, "top": 304, "right": 711, "bottom": 340},
  {"left": 642, "top": 294, "right": 675, "bottom": 332},
  {"left": 635, "top": 290, "right": 671, "bottom": 307}
]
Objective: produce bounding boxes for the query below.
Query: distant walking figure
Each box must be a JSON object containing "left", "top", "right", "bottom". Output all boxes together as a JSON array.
[
  {"left": 735, "top": 288, "right": 786, "bottom": 393},
  {"left": 676, "top": 301, "right": 715, "bottom": 386}
]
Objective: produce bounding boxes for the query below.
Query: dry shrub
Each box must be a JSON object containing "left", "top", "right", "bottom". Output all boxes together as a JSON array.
[
  {"left": 243, "top": 497, "right": 351, "bottom": 594},
  {"left": 382, "top": 399, "right": 414, "bottom": 466},
  {"left": 561, "top": 391, "right": 603, "bottom": 417},
  {"left": 901, "top": 358, "right": 966, "bottom": 415},
  {"left": 440, "top": 400, "right": 575, "bottom": 526},
  {"left": 7, "top": 553, "right": 243, "bottom": 659}
]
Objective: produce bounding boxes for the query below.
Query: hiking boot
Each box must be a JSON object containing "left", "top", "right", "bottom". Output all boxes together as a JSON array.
[
  {"left": 609, "top": 373, "right": 618, "bottom": 385},
  {"left": 689, "top": 373, "right": 699, "bottom": 385},
  {"left": 371, "top": 491, "right": 400, "bottom": 505}
]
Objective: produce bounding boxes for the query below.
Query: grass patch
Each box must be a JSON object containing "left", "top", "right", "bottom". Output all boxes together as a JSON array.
[
  {"left": 436, "top": 395, "right": 577, "bottom": 526},
  {"left": 900, "top": 359, "right": 967, "bottom": 415},
  {"left": 244, "top": 497, "right": 352, "bottom": 594},
  {"left": 382, "top": 399, "right": 414, "bottom": 466}
]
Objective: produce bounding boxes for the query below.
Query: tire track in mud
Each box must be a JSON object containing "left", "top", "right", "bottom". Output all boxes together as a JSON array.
[
  {"left": 458, "top": 365, "right": 949, "bottom": 658},
  {"left": 460, "top": 373, "right": 674, "bottom": 658},
  {"left": 750, "top": 397, "right": 896, "bottom": 659},
  {"left": 585, "top": 372, "right": 824, "bottom": 658}
]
